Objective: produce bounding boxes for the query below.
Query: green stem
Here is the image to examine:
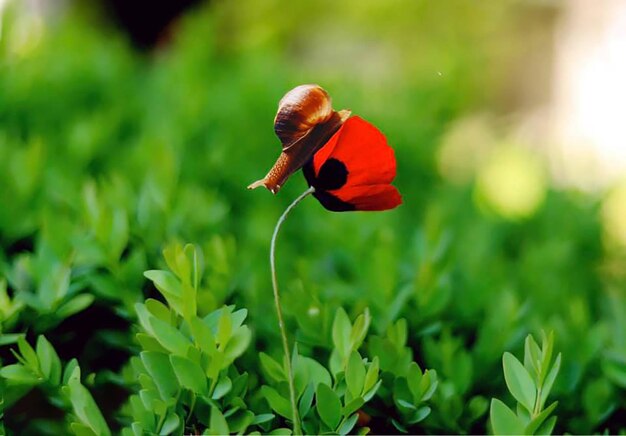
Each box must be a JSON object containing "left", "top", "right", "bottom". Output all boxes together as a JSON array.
[{"left": 270, "top": 186, "right": 315, "bottom": 435}]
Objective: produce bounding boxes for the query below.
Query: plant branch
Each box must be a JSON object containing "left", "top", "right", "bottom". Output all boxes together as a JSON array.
[{"left": 270, "top": 186, "right": 315, "bottom": 435}]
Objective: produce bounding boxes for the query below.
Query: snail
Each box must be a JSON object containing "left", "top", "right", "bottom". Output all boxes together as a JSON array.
[{"left": 247, "top": 84, "right": 351, "bottom": 193}]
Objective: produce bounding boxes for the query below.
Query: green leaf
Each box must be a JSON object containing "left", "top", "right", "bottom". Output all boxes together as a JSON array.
[
  {"left": 36, "top": 335, "right": 61, "bottom": 385},
  {"left": 338, "top": 413, "right": 359, "bottom": 436},
  {"left": 144, "top": 270, "right": 182, "bottom": 297},
  {"left": 169, "top": 355, "right": 208, "bottom": 395},
  {"left": 363, "top": 357, "right": 380, "bottom": 394},
  {"left": 316, "top": 383, "right": 341, "bottom": 430},
  {"left": 524, "top": 334, "right": 542, "bottom": 379},
  {"left": 503, "top": 352, "right": 537, "bottom": 413},
  {"left": 349, "top": 309, "right": 370, "bottom": 351},
  {"left": 490, "top": 398, "right": 525, "bottom": 435},
  {"left": 228, "top": 409, "right": 255, "bottom": 434},
  {"left": 17, "top": 336, "right": 39, "bottom": 370},
  {"left": 525, "top": 401, "right": 558, "bottom": 435},
  {"left": 70, "top": 423, "right": 97, "bottom": 436},
  {"left": 56, "top": 294, "right": 95, "bottom": 320},
  {"left": 539, "top": 331, "right": 554, "bottom": 386},
  {"left": 0, "top": 334, "right": 24, "bottom": 346},
  {"left": 216, "top": 309, "right": 233, "bottom": 348},
  {"left": 299, "top": 383, "right": 316, "bottom": 418},
  {"left": 143, "top": 270, "right": 184, "bottom": 314},
  {"left": 0, "top": 364, "right": 40, "bottom": 384},
  {"left": 145, "top": 299, "right": 170, "bottom": 322},
  {"left": 535, "top": 416, "right": 557, "bottom": 435},
  {"left": 161, "top": 412, "right": 181, "bottom": 435},
  {"left": 63, "top": 359, "right": 80, "bottom": 385},
  {"left": 149, "top": 317, "right": 190, "bottom": 356},
  {"left": 140, "top": 351, "right": 179, "bottom": 399},
  {"left": 211, "top": 375, "right": 232, "bottom": 400},
  {"left": 406, "top": 361, "right": 423, "bottom": 400},
  {"left": 408, "top": 406, "right": 431, "bottom": 424},
  {"left": 208, "top": 406, "right": 229, "bottom": 435},
  {"left": 346, "top": 351, "right": 366, "bottom": 398},
  {"left": 363, "top": 379, "right": 382, "bottom": 402},
  {"left": 67, "top": 377, "right": 111, "bottom": 436},
  {"left": 540, "top": 353, "right": 561, "bottom": 409},
  {"left": 252, "top": 413, "right": 275, "bottom": 425},
  {"left": 261, "top": 386, "right": 292, "bottom": 419},
  {"left": 224, "top": 326, "right": 251, "bottom": 362},
  {"left": 260, "top": 352, "right": 287, "bottom": 383},
  {"left": 343, "top": 397, "right": 364, "bottom": 416},
  {"left": 419, "top": 369, "right": 438, "bottom": 402},
  {"left": 332, "top": 307, "right": 351, "bottom": 360},
  {"left": 190, "top": 316, "right": 216, "bottom": 355},
  {"left": 136, "top": 333, "right": 168, "bottom": 353}
]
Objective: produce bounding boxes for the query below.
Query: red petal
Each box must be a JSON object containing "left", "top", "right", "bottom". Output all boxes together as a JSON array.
[
  {"left": 334, "top": 184, "right": 403, "bottom": 211},
  {"left": 313, "top": 116, "right": 397, "bottom": 187}
]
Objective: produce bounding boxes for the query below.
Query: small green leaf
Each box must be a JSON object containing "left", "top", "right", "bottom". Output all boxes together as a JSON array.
[
  {"left": 540, "top": 353, "right": 561, "bottom": 409},
  {"left": 67, "top": 377, "right": 111, "bottom": 436},
  {"left": 36, "top": 335, "right": 61, "bottom": 385},
  {"left": 170, "top": 355, "right": 208, "bottom": 395},
  {"left": 136, "top": 333, "right": 168, "bottom": 353},
  {"left": 338, "top": 413, "right": 359, "bottom": 436},
  {"left": 363, "top": 379, "right": 382, "bottom": 402},
  {"left": 535, "top": 416, "right": 557, "bottom": 435},
  {"left": 70, "top": 423, "right": 97, "bottom": 436},
  {"left": 261, "top": 386, "right": 292, "bottom": 419},
  {"left": 145, "top": 299, "right": 171, "bottom": 322},
  {"left": 190, "top": 316, "right": 216, "bottom": 355},
  {"left": 252, "top": 413, "right": 275, "bottom": 425},
  {"left": 216, "top": 309, "right": 233, "bottom": 348},
  {"left": 525, "top": 401, "right": 558, "bottom": 435},
  {"left": 63, "top": 359, "right": 80, "bottom": 385},
  {"left": 299, "top": 383, "right": 316, "bottom": 418},
  {"left": 144, "top": 270, "right": 184, "bottom": 314},
  {"left": 349, "top": 309, "right": 370, "bottom": 351},
  {"left": 149, "top": 317, "right": 190, "bottom": 356},
  {"left": 17, "top": 336, "right": 39, "bottom": 370},
  {"left": 209, "top": 406, "right": 229, "bottom": 435},
  {"left": 490, "top": 398, "right": 525, "bottom": 435},
  {"left": 539, "top": 331, "right": 554, "bottom": 386},
  {"left": 211, "top": 376, "right": 232, "bottom": 400},
  {"left": 260, "top": 352, "right": 286, "bottom": 383},
  {"left": 419, "top": 369, "right": 438, "bottom": 402},
  {"left": 316, "top": 383, "right": 341, "bottom": 430},
  {"left": 363, "top": 357, "right": 380, "bottom": 394},
  {"left": 332, "top": 307, "right": 351, "bottom": 360},
  {"left": 503, "top": 352, "right": 537, "bottom": 413},
  {"left": 0, "top": 364, "right": 40, "bottom": 384},
  {"left": 224, "top": 326, "right": 251, "bottom": 362},
  {"left": 140, "top": 351, "right": 179, "bottom": 398},
  {"left": 346, "top": 351, "right": 366, "bottom": 398},
  {"left": 161, "top": 412, "right": 181, "bottom": 435},
  {"left": 406, "top": 362, "right": 423, "bottom": 399},
  {"left": 524, "top": 334, "right": 542, "bottom": 378},
  {"left": 343, "top": 397, "right": 364, "bottom": 416},
  {"left": 408, "top": 406, "right": 431, "bottom": 424},
  {"left": 56, "top": 294, "right": 95, "bottom": 320}
]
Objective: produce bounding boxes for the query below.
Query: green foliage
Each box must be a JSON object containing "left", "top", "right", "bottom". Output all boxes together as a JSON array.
[
  {"left": 1, "top": 1, "right": 625, "bottom": 434},
  {"left": 489, "top": 332, "right": 561, "bottom": 435},
  {"left": 122, "top": 243, "right": 257, "bottom": 435}
]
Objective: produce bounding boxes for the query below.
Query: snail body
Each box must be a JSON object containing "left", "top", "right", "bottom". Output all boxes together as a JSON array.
[{"left": 248, "top": 84, "right": 351, "bottom": 193}]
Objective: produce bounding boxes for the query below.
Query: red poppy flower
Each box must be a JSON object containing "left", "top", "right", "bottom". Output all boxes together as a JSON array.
[{"left": 302, "top": 116, "right": 402, "bottom": 211}]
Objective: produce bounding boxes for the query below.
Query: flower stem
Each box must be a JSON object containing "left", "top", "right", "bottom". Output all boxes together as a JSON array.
[{"left": 270, "top": 186, "right": 315, "bottom": 435}]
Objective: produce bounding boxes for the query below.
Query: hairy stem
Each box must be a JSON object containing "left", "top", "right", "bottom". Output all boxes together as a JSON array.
[{"left": 270, "top": 186, "right": 315, "bottom": 435}]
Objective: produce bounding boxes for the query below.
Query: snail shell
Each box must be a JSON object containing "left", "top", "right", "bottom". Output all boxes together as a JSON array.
[{"left": 248, "top": 84, "right": 351, "bottom": 193}]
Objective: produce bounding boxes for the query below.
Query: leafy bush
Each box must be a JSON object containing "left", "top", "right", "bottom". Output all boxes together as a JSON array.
[{"left": 1, "top": 1, "right": 625, "bottom": 434}]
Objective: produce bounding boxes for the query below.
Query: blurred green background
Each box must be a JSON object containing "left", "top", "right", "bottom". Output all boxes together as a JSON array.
[{"left": 1, "top": 0, "right": 624, "bottom": 434}]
